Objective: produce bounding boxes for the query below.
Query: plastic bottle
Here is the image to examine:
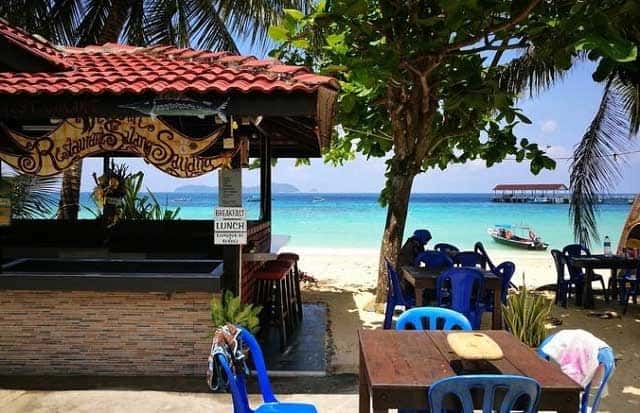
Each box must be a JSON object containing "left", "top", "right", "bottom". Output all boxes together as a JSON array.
[{"left": 603, "top": 236, "right": 612, "bottom": 256}]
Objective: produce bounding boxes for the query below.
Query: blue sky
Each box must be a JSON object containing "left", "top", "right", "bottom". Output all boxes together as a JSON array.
[{"left": 74, "top": 60, "right": 639, "bottom": 194}]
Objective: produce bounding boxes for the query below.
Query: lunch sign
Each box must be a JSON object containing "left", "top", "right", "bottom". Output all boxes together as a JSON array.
[{"left": 214, "top": 207, "right": 247, "bottom": 245}]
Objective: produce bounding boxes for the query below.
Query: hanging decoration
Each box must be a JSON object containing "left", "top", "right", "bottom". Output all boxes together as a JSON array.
[{"left": 0, "top": 117, "right": 235, "bottom": 178}]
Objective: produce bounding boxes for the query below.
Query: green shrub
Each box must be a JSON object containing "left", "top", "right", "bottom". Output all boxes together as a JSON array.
[
  {"left": 210, "top": 291, "right": 262, "bottom": 334},
  {"left": 502, "top": 286, "right": 552, "bottom": 347}
]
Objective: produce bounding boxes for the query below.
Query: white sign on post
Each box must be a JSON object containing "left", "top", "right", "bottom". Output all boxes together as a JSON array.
[{"left": 214, "top": 207, "right": 247, "bottom": 245}]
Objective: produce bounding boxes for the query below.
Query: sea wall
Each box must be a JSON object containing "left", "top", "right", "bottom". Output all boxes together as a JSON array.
[{"left": 0, "top": 290, "right": 215, "bottom": 375}]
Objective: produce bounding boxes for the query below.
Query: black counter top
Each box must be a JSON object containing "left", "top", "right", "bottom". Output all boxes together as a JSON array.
[{"left": 0, "top": 258, "right": 222, "bottom": 293}]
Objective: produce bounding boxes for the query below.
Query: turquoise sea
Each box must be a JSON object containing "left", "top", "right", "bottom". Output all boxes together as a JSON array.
[{"left": 78, "top": 193, "right": 633, "bottom": 251}]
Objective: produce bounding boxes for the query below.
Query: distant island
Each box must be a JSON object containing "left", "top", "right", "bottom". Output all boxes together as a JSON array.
[{"left": 174, "top": 183, "right": 300, "bottom": 193}]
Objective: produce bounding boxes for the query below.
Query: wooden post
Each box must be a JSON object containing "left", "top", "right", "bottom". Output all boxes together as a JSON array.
[
  {"left": 260, "top": 133, "right": 272, "bottom": 222},
  {"left": 0, "top": 160, "right": 3, "bottom": 272},
  {"left": 220, "top": 121, "right": 242, "bottom": 297}
]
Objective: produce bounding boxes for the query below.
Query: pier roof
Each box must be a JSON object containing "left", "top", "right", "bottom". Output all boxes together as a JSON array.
[{"left": 493, "top": 184, "right": 568, "bottom": 191}]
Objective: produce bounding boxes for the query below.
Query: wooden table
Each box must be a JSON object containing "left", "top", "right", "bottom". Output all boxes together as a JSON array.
[
  {"left": 358, "top": 330, "right": 581, "bottom": 413},
  {"left": 568, "top": 254, "right": 640, "bottom": 309},
  {"left": 401, "top": 265, "right": 503, "bottom": 329}
]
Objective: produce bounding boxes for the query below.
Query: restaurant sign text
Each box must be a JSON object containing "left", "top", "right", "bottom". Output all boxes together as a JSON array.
[
  {"left": 0, "top": 117, "right": 236, "bottom": 178},
  {"left": 214, "top": 207, "right": 247, "bottom": 245}
]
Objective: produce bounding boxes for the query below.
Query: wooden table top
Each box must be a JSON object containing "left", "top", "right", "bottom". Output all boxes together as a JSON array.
[
  {"left": 359, "top": 329, "right": 580, "bottom": 392},
  {"left": 568, "top": 254, "right": 639, "bottom": 270}
]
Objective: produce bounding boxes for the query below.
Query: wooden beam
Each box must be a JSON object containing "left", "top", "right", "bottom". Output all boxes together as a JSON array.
[
  {"left": 221, "top": 130, "right": 242, "bottom": 297},
  {"left": 0, "top": 92, "right": 317, "bottom": 120},
  {"left": 0, "top": 38, "right": 64, "bottom": 73},
  {"left": 260, "top": 133, "right": 272, "bottom": 222}
]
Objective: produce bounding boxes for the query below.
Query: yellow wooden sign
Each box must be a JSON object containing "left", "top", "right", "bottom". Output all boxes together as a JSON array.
[{"left": 0, "top": 117, "right": 234, "bottom": 178}]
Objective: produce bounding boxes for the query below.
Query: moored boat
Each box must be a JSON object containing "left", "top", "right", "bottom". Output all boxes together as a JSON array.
[{"left": 487, "top": 224, "right": 549, "bottom": 250}]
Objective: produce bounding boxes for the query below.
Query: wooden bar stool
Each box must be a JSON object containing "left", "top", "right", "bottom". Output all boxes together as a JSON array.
[
  {"left": 254, "top": 264, "right": 290, "bottom": 351},
  {"left": 262, "top": 260, "right": 298, "bottom": 330},
  {"left": 277, "top": 253, "right": 303, "bottom": 321}
]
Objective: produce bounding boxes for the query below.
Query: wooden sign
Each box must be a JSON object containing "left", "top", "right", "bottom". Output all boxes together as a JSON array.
[
  {"left": 214, "top": 207, "right": 247, "bottom": 245},
  {"left": 0, "top": 117, "right": 236, "bottom": 178}
]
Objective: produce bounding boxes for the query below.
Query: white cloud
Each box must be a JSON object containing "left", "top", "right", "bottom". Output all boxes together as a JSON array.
[{"left": 540, "top": 120, "right": 558, "bottom": 134}]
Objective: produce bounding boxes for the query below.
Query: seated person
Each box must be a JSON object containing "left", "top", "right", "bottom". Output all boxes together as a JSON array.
[{"left": 397, "top": 229, "right": 432, "bottom": 298}]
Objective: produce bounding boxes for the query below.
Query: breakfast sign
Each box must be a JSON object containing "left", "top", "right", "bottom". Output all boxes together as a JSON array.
[{"left": 0, "top": 117, "right": 236, "bottom": 178}]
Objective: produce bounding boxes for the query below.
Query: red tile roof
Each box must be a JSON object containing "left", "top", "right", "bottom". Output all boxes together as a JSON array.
[
  {"left": 0, "top": 20, "right": 339, "bottom": 97},
  {"left": 493, "top": 184, "right": 568, "bottom": 191},
  {"left": 0, "top": 18, "right": 70, "bottom": 70}
]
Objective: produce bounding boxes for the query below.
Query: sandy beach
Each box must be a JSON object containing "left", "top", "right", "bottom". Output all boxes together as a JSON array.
[{"left": 297, "top": 246, "right": 640, "bottom": 412}]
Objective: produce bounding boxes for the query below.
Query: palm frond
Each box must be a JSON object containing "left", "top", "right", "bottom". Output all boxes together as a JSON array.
[
  {"left": 569, "top": 77, "right": 633, "bottom": 246},
  {"left": 49, "top": 0, "right": 82, "bottom": 45},
  {"left": 189, "top": 0, "right": 237, "bottom": 51},
  {"left": 4, "top": 172, "right": 61, "bottom": 219},
  {"left": 495, "top": 47, "right": 568, "bottom": 97},
  {"left": 0, "top": 1, "right": 59, "bottom": 41},
  {"left": 121, "top": 0, "right": 147, "bottom": 46},
  {"left": 75, "top": 0, "right": 112, "bottom": 46},
  {"left": 615, "top": 75, "right": 640, "bottom": 135},
  {"left": 216, "top": 0, "right": 312, "bottom": 51}
]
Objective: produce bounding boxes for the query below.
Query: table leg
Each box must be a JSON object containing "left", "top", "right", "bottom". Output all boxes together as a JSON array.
[
  {"left": 556, "top": 392, "right": 581, "bottom": 413},
  {"left": 583, "top": 268, "right": 595, "bottom": 309},
  {"left": 415, "top": 288, "right": 424, "bottom": 307},
  {"left": 492, "top": 287, "right": 502, "bottom": 329},
  {"left": 359, "top": 348, "right": 370, "bottom": 413},
  {"left": 610, "top": 268, "right": 618, "bottom": 301}
]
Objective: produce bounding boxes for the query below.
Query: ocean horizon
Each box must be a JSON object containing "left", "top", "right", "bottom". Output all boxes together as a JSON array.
[{"left": 78, "top": 192, "right": 634, "bottom": 252}]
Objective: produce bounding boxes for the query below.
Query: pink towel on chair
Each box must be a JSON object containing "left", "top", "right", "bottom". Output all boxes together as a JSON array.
[{"left": 541, "top": 329, "right": 609, "bottom": 388}]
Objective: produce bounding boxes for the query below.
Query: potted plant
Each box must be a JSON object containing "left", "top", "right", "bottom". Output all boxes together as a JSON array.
[
  {"left": 210, "top": 291, "right": 262, "bottom": 334},
  {"left": 502, "top": 286, "right": 552, "bottom": 348}
]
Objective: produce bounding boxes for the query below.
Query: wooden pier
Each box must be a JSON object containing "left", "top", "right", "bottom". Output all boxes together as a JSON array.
[{"left": 492, "top": 183, "right": 570, "bottom": 204}]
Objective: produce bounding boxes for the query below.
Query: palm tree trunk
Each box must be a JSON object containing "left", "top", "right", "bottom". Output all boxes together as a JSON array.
[
  {"left": 58, "top": 1, "right": 130, "bottom": 221},
  {"left": 58, "top": 161, "right": 82, "bottom": 220},
  {"left": 97, "top": 0, "right": 130, "bottom": 44},
  {"left": 375, "top": 171, "right": 415, "bottom": 303}
]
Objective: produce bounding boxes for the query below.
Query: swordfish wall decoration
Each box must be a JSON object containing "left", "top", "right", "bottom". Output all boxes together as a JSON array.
[{"left": 0, "top": 117, "right": 236, "bottom": 178}]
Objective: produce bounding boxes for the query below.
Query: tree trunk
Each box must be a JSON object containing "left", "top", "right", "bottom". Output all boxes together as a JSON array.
[
  {"left": 57, "top": 2, "right": 130, "bottom": 221},
  {"left": 58, "top": 161, "right": 82, "bottom": 220},
  {"left": 375, "top": 171, "right": 415, "bottom": 303},
  {"left": 97, "top": 0, "right": 130, "bottom": 44}
]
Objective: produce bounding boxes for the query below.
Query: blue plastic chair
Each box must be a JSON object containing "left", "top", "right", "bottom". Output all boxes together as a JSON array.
[
  {"left": 214, "top": 328, "right": 318, "bottom": 413},
  {"left": 482, "top": 261, "right": 516, "bottom": 313},
  {"left": 453, "top": 251, "right": 486, "bottom": 268},
  {"left": 474, "top": 242, "right": 497, "bottom": 273},
  {"left": 436, "top": 267, "right": 485, "bottom": 329},
  {"left": 384, "top": 258, "right": 415, "bottom": 329},
  {"left": 396, "top": 307, "right": 472, "bottom": 331},
  {"left": 538, "top": 333, "right": 615, "bottom": 413},
  {"left": 433, "top": 243, "right": 460, "bottom": 255},
  {"left": 551, "top": 249, "right": 572, "bottom": 307},
  {"left": 618, "top": 266, "right": 640, "bottom": 314},
  {"left": 414, "top": 251, "right": 454, "bottom": 269},
  {"left": 563, "top": 244, "right": 608, "bottom": 301},
  {"left": 428, "top": 375, "right": 541, "bottom": 413}
]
